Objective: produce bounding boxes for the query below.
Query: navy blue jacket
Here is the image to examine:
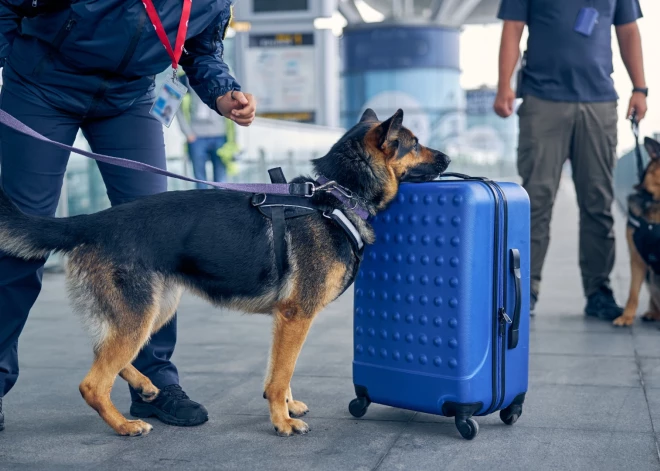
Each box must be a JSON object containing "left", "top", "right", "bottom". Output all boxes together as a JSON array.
[{"left": 0, "top": 0, "right": 240, "bottom": 116}]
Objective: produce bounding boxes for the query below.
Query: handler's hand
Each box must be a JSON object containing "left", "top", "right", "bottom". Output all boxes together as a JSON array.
[
  {"left": 216, "top": 90, "right": 257, "bottom": 126},
  {"left": 493, "top": 86, "right": 516, "bottom": 118},
  {"left": 628, "top": 92, "right": 647, "bottom": 123}
]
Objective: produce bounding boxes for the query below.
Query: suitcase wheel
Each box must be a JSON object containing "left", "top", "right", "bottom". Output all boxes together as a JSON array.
[
  {"left": 499, "top": 403, "right": 523, "bottom": 425},
  {"left": 348, "top": 397, "right": 370, "bottom": 418},
  {"left": 455, "top": 417, "right": 479, "bottom": 440}
]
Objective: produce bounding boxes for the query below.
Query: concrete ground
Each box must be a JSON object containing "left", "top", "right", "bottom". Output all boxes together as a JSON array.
[{"left": 1, "top": 176, "right": 660, "bottom": 470}]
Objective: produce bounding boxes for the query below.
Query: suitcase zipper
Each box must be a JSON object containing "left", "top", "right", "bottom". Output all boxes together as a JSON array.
[
  {"left": 494, "top": 185, "right": 509, "bottom": 412},
  {"left": 478, "top": 180, "right": 502, "bottom": 414},
  {"left": 481, "top": 181, "right": 509, "bottom": 415},
  {"left": 439, "top": 175, "right": 509, "bottom": 415}
]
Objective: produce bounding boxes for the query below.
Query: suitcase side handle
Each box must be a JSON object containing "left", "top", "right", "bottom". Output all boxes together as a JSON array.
[{"left": 508, "top": 248, "right": 522, "bottom": 349}]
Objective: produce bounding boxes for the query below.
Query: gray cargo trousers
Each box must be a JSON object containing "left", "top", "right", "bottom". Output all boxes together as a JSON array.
[{"left": 517, "top": 95, "right": 618, "bottom": 299}]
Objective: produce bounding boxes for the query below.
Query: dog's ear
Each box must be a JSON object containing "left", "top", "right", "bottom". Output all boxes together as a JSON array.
[
  {"left": 378, "top": 109, "right": 404, "bottom": 147},
  {"left": 645, "top": 137, "right": 660, "bottom": 160},
  {"left": 359, "top": 108, "right": 378, "bottom": 123}
]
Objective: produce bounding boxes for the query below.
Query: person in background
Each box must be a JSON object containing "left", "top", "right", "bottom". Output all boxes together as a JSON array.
[
  {"left": 176, "top": 71, "right": 239, "bottom": 189},
  {"left": 493, "top": 0, "right": 647, "bottom": 320}
]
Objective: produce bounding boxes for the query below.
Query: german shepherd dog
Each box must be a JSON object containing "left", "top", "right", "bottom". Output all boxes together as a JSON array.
[
  {"left": 0, "top": 109, "right": 450, "bottom": 437},
  {"left": 614, "top": 137, "right": 660, "bottom": 327}
]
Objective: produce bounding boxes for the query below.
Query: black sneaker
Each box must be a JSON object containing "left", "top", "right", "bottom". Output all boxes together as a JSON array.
[
  {"left": 130, "top": 384, "right": 208, "bottom": 427},
  {"left": 585, "top": 286, "right": 624, "bottom": 321},
  {"left": 0, "top": 397, "right": 4, "bottom": 431}
]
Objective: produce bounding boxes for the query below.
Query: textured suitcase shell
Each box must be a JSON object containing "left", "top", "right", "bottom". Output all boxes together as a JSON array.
[{"left": 351, "top": 179, "right": 530, "bottom": 435}]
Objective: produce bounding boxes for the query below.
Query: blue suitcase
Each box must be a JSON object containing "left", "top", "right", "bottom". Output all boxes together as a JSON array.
[{"left": 349, "top": 174, "right": 530, "bottom": 440}]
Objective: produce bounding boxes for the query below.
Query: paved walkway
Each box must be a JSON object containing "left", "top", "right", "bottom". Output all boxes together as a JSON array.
[{"left": 1, "top": 177, "right": 660, "bottom": 470}]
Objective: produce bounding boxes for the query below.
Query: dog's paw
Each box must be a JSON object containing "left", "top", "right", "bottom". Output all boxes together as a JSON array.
[
  {"left": 273, "top": 418, "right": 310, "bottom": 437},
  {"left": 613, "top": 315, "right": 635, "bottom": 327},
  {"left": 288, "top": 399, "right": 309, "bottom": 418},
  {"left": 117, "top": 419, "right": 153, "bottom": 437}
]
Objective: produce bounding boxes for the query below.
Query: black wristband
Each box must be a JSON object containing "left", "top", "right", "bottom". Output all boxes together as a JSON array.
[{"left": 633, "top": 87, "right": 648, "bottom": 97}]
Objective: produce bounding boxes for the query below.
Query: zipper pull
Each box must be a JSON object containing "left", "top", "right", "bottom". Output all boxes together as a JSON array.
[
  {"left": 499, "top": 308, "right": 512, "bottom": 324},
  {"left": 65, "top": 19, "right": 76, "bottom": 31},
  {"left": 32, "top": 0, "right": 37, "bottom": 7}
]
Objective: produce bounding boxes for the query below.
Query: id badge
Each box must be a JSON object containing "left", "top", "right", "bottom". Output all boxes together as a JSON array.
[
  {"left": 574, "top": 7, "right": 599, "bottom": 37},
  {"left": 150, "top": 75, "right": 188, "bottom": 128}
]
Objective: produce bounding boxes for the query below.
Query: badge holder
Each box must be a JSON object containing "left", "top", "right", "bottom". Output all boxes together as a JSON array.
[
  {"left": 150, "top": 70, "right": 188, "bottom": 128},
  {"left": 574, "top": 7, "right": 599, "bottom": 37}
]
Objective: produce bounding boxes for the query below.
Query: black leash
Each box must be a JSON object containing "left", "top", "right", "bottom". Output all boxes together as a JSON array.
[{"left": 631, "top": 110, "right": 646, "bottom": 183}]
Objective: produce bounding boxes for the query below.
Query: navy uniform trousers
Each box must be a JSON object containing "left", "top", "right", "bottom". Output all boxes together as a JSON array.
[{"left": 0, "top": 86, "right": 179, "bottom": 401}]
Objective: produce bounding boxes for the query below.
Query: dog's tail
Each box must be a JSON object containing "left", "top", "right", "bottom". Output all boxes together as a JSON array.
[{"left": 0, "top": 186, "right": 82, "bottom": 260}]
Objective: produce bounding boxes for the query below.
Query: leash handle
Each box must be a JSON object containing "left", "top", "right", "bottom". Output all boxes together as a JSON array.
[
  {"left": 630, "top": 110, "right": 646, "bottom": 183},
  {"left": 0, "top": 108, "right": 303, "bottom": 196}
]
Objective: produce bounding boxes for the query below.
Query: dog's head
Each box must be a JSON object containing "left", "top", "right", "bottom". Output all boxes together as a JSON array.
[
  {"left": 312, "top": 108, "right": 450, "bottom": 212},
  {"left": 638, "top": 137, "right": 660, "bottom": 199}
]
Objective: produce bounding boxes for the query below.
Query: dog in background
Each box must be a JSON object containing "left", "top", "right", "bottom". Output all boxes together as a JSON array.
[
  {"left": 614, "top": 137, "right": 660, "bottom": 327},
  {"left": 0, "top": 108, "right": 450, "bottom": 437}
]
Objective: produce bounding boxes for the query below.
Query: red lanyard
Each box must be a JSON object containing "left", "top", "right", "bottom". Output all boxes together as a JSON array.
[{"left": 142, "top": 0, "right": 192, "bottom": 70}]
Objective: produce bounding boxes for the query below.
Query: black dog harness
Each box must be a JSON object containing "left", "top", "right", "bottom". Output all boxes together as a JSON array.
[
  {"left": 251, "top": 167, "right": 368, "bottom": 291},
  {"left": 628, "top": 198, "right": 660, "bottom": 275}
]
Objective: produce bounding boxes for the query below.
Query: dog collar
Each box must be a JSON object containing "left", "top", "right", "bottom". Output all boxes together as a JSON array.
[{"left": 315, "top": 175, "right": 370, "bottom": 221}]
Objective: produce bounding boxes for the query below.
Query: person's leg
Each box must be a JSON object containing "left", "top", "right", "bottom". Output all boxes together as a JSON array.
[
  {"left": 571, "top": 100, "right": 622, "bottom": 320},
  {"left": 210, "top": 136, "right": 228, "bottom": 183},
  {"left": 81, "top": 104, "right": 207, "bottom": 426},
  {"left": 187, "top": 139, "right": 208, "bottom": 190},
  {"left": 516, "top": 95, "right": 576, "bottom": 312},
  {"left": 0, "top": 88, "right": 80, "bottom": 412}
]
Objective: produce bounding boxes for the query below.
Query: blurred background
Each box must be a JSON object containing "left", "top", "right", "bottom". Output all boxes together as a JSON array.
[{"left": 33, "top": 0, "right": 658, "bottom": 267}]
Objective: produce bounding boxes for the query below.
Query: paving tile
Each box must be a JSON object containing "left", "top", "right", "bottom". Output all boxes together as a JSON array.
[
  {"left": 640, "top": 358, "right": 660, "bottom": 389},
  {"left": 107, "top": 416, "right": 404, "bottom": 471},
  {"left": 412, "top": 384, "right": 652, "bottom": 433},
  {"left": 644, "top": 389, "right": 660, "bottom": 431},
  {"left": 530, "top": 331, "right": 635, "bottom": 357},
  {"left": 377, "top": 423, "right": 660, "bottom": 471},
  {"left": 204, "top": 374, "right": 416, "bottom": 423},
  {"left": 529, "top": 354, "right": 639, "bottom": 387},
  {"left": 175, "top": 314, "right": 273, "bottom": 348},
  {"left": 530, "top": 313, "right": 630, "bottom": 334},
  {"left": 634, "top": 319, "right": 660, "bottom": 336},
  {"left": 0, "top": 406, "right": 405, "bottom": 471},
  {"left": 635, "top": 335, "right": 660, "bottom": 359},
  {"left": 294, "top": 342, "right": 353, "bottom": 378},
  {"left": 170, "top": 342, "right": 270, "bottom": 375}
]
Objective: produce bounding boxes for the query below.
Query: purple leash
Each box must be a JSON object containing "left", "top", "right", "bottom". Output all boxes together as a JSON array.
[
  {"left": 0, "top": 108, "right": 373, "bottom": 217},
  {"left": 0, "top": 108, "right": 304, "bottom": 196}
]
